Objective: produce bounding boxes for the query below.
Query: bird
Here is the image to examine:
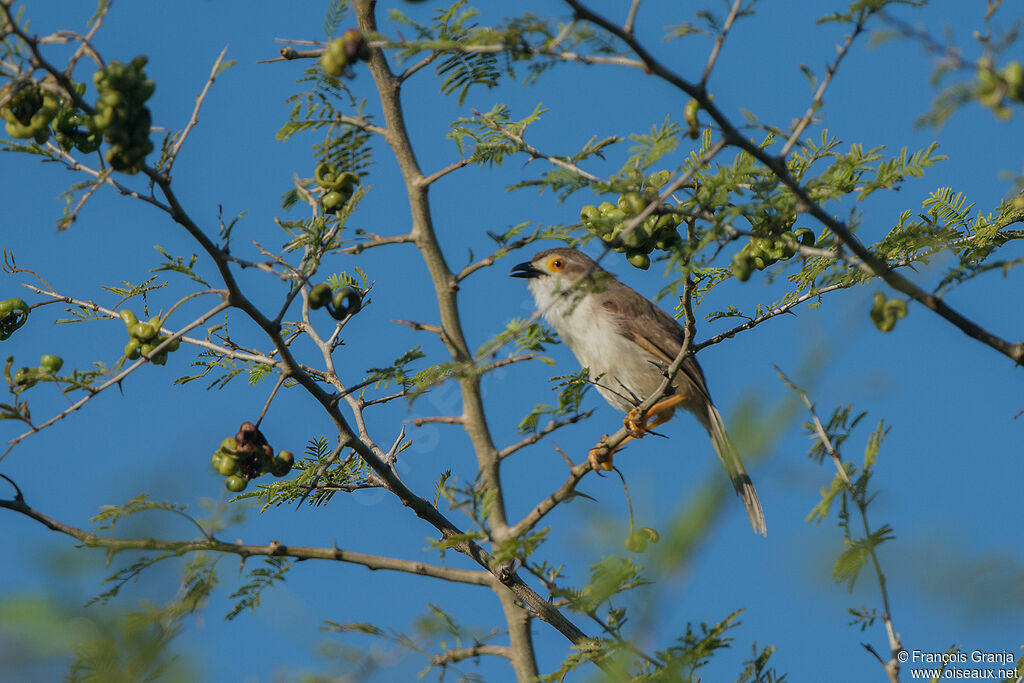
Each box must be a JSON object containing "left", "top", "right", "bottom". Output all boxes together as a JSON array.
[{"left": 510, "top": 247, "right": 766, "bottom": 536}]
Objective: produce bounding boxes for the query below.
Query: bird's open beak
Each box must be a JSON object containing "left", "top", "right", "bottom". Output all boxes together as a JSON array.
[{"left": 509, "top": 261, "right": 543, "bottom": 278}]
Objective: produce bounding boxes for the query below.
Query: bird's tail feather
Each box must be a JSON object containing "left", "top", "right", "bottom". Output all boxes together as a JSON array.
[{"left": 700, "top": 403, "right": 767, "bottom": 536}]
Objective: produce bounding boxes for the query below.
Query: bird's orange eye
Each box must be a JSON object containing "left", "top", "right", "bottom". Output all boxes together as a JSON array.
[{"left": 549, "top": 257, "right": 565, "bottom": 271}]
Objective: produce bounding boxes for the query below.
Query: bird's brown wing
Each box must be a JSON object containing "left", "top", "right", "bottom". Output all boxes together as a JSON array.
[{"left": 599, "top": 281, "right": 713, "bottom": 402}]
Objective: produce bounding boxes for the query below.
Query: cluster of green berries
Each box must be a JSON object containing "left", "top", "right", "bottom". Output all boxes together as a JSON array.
[
  {"left": 308, "top": 282, "right": 362, "bottom": 320},
  {"left": 119, "top": 310, "right": 179, "bottom": 365},
  {"left": 1, "top": 81, "right": 58, "bottom": 143},
  {"left": 0, "top": 297, "right": 29, "bottom": 341},
  {"left": 870, "top": 292, "right": 908, "bottom": 333},
  {"left": 12, "top": 354, "right": 63, "bottom": 389},
  {"left": 315, "top": 162, "right": 359, "bottom": 214},
  {"left": 53, "top": 84, "right": 102, "bottom": 154},
  {"left": 320, "top": 29, "right": 370, "bottom": 77},
  {"left": 977, "top": 58, "right": 1024, "bottom": 119},
  {"left": 88, "top": 56, "right": 155, "bottom": 174},
  {"left": 211, "top": 421, "right": 294, "bottom": 493},
  {"left": 731, "top": 228, "right": 815, "bottom": 281},
  {"left": 579, "top": 171, "right": 683, "bottom": 270}
]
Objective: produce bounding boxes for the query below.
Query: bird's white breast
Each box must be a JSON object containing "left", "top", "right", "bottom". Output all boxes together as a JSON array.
[{"left": 528, "top": 276, "right": 665, "bottom": 412}]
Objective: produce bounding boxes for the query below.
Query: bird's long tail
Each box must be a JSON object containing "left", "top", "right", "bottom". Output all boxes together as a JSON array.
[{"left": 699, "top": 403, "right": 767, "bottom": 536}]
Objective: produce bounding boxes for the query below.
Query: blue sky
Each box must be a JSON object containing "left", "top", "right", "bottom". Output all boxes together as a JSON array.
[{"left": 1, "top": 1, "right": 1021, "bottom": 681}]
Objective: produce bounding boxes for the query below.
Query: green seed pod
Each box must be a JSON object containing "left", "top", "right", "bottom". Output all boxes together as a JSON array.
[
  {"left": 1004, "top": 61, "right": 1024, "bottom": 101},
  {"left": 309, "top": 282, "right": 332, "bottom": 309},
  {"left": 322, "top": 190, "right": 346, "bottom": 214},
  {"left": 124, "top": 338, "right": 141, "bottom": 360},
  {"left": 211, "top": 451, "right": 225, "bottom": 472},
  {"left": 885, "top": 299, "right": 908, "bottom": 319},
  {"left": 624, "top": 532, "right": 648, "bottom": 553},
  {"left": 609, "top": 239, "right": 628, "bottom": 254},
  {"left": 271, "top": 450, "right": 294, "bottom": 477},
  {"left": 626, "top": 250, "right": 651, "bottom": 270},
  {"left": 638, "top": 527, "right": 660, "bottom": 543},
  {"left": 617, "top": 192, "right": 646, "bottom": 215},
  {"left": 654, "top": 230, "right": 679, "bottom": 251},
  {"left": 166, "top": 337, "right": 180, "bottom": 352},
  {"left": 647, "top": 169, "right": 671, "bottom": 188},
  {"left": 314, "top": 162, "right": 337, "bottom": 189},
  {"left": 220, "top": 436, "right": 238, "bottom": 454},
  {"left": 330, "top": 287, "right": 362, "bottom": 320},
  {"left": 130, "top": 322, "right": 156, "bottom": 341},
  {"left": 335, "top": 171, "right": 358, "bottom": 190},
  {"left": 654, "top": 213, "right": 676, "bottom": 232},
  {"left": 622, "top": 227, "right": 644, "bottom": 248},
  {"left": 39, "top": 354, "right": 63, "bottom": 373},
  {"left": 605, "top": 208, "right": 627, "bottom": 224},
  {"left": 0, "top": 297, "right": 29, "bottom": 340},
  {"left": 732, "top": 253, "right": 754, "bottom": 282},
  {"left": 579, "top": 204, "right": 600, "bottom": 227},
  {"left": 217, "top": 455, "right": 239, "bottom": 476},
  {"left": 224, "top": 475, "right": 248, "bottom": 493},
  {"left": 119, "top": 309, "right": 138, "bottom": 327},
  {"left": 13, "top": 367, "right": 37, "bottom": 387},
  {"left": 598, "top": 201, "right": 617, "bottom": 215},
  {"left": 138, "top": 343, "right": 155, "bottom": 357},
  {"left": 871, "top": 291, "right": 886, "bottom": 313},
  {"left": 794, "top": 228, "right": 815, "bottom": 247},
  {"left": 684, "top": 98, "right": 700, "bottom": 138},
  {"left": 779, "top": 231, "right": 798, "bottom": 258}
]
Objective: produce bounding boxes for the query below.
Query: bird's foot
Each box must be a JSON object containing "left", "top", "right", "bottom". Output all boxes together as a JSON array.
[
  {"left": 624, "top": 407, "right": 649, "bottom": 439},
  {"left": 588, "top": 436, "right": 616, "bottom": 472}
]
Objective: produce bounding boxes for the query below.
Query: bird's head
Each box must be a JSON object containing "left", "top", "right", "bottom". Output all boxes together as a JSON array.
[
  {"left": 509, "top": 248, "right": 600, "bottom": 281},
  {"left": 510, "top": 248, "right": 611, "bottom": 307}
]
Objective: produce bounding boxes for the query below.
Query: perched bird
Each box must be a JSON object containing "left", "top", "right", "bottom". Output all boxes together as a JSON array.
[{"left": 511, "top": 247, "right": 766, "bottom": 536}]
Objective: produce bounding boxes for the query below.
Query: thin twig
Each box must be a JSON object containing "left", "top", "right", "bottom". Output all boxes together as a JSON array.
[
  {"left": 498, "top": 410, "right": 594, "bottom": 460},
  {"left": 455, "top": 233, "right": 539, "bottom": 282},
  {"left": 398, "top": 52, "right": 439, "bottom": 83},
  {"left": 780, "top": 10, "right": 868, "bottom": 158},
  {"left": 340, "top": 232, "right": 415, "bottom": 255},
  {"left": 430, "top": 644, "right": 512, "bottom": 666},
  {"left": 254, "top": 371, "right": 289, "bottom": 429},
  {"left": 700, "top": 0, "right": 744, "bottom": 86},
  {"left": 694, "top": 280, "right": 854, "bottom": 351},
  {"left": 408, "top": 415, "right": 464, "bottom": 427},
  {"left": 473, "top": 108, "right": 602, "bottom": 183},
  {"left": 392, "top": 318, "right": 445, "bottom": 336},
  {"left": 623, "top": 0, "right": 642, "bottom": 37},
  {"left": 167, "top": 46, "right": 230, "bottom": 172},
  {"left": 419, "top": 157, "right": 474, "bottom": 186}
]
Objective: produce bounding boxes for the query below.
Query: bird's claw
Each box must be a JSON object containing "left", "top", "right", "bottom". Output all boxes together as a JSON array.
[
  {"left": 588, "top": 436, "right": 616, "bottom": 472},
  {"left": 624, "top": 407, "right": 648, "bottom": 439}
]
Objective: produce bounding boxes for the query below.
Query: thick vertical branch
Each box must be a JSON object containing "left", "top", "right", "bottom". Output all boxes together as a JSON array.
[
  {"left": 354, "top": 1, "right": 509, "bottom": 540},
  {"left": 497, "top": 589, "right": 540, "bottom": 680},
  {"left": 353, "top": 1, "right": 542, "bottom": 677}
]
